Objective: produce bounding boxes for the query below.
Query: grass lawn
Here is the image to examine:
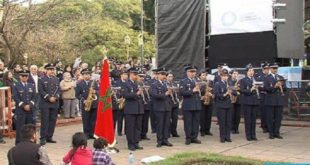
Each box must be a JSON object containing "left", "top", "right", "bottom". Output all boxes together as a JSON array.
[{"left": 149, "top": 152, "right": 278, "bottom": 165}]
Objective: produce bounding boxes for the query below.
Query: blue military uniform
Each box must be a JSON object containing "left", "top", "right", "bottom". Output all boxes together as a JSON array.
[
  {"left": 255, "top": 63, "right": 270, "bottom": 133},
  {"left": 150, "top": 68, "right": 172, "bottom": 147},
  {"left": 13, "top": 70, "right": 36, "bottom": 144},
  {"left": 264, "top": 63, "right": 286, "bottom": 139},
  {"left": 112, "top": 78, "right": 126, "bottom": 136},
  {"left": 228, "top": 77, "right": 242, "bottom": 134},
  {"left": 179, "top": 65, "right": 202, "bottom": 145},
  {"left": 149, "top": 70, "right": 158, "bottom": 133},
  {"left": 121, "top": 68, "right": 144, "bottom": 151},
  {"left": 199, "top": 70, "right": 214, "bottom": 137},
  {"left": 38, "top": 64, "right": 60, "bottom": 145},
  {"left": 166, "top": 79, "right": 180, "bottom": 137},
  {"left": 75, "top": 69, "right": 99, "bottom": 139},
  {"left": 214, "top": 69, "right": 232, "bottom": 143},
  {"left": 239, "top": 69, "right": 260, "bottom": 141}
]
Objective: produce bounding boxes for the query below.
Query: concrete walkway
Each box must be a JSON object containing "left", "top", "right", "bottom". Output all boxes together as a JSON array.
[{"left": 1, "top": 121, "right": 310, "bottom": 164}]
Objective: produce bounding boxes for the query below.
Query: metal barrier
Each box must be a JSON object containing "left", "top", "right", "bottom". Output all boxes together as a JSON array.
[{"left": 0, "top": 87, "right": 15, "bottom": 138}]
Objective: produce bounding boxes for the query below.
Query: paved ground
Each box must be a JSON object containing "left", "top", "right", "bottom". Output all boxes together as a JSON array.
[{"left": 1, "top": 120, "right": 310, "bottom": 165}]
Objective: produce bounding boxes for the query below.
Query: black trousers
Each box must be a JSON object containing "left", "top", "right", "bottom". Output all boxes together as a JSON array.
[
  {"left": 150, "top": 109, "right": 157, "bottom": 133},
  {"left": 81, "top": 108, "right": 97, "bottom": 137},
  {"left": 15, "top": 113, "right": 33, "bottom": 144},
  {"left": 170, "top": 106, "right": 179, "bottom": 136},
  {"left": 243, "top": 105, "right": 257, "bottom": 139},
  {"left": 231, "top": 103, "right": 242, "bottom": 132},
  {"left": 113, "top": 110, "right": 124, "bottom": 134},
  {"left": 183, "top": 110, "right": 200, "bottom": 141},
  {"left": 259, "top": 96, "right": 268, "bottom": 131},
  {"left": 217, "top": 107, "right": 231, "bottom": 141},
  {"left": 266, "top": 106, "right": 283, "bottom": 137},
  {"left": 40, "top": 107, "right": 58, "bottom": 140},
  {"left": 141, "top": 110, "right": 150, "bottom": 138},
  {"left": 125, "top": 114, "right": 143, "bottom": 148},
  {"left": 155, "top": 111, "right": 171, "bottom": 144},
  {"left": 200, "top": 104, "right": 213, "bottom": 134}
]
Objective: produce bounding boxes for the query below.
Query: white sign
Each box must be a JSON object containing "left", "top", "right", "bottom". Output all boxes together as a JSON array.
[{"left": 210, "top": 0, "right": 273, "bottom": 35}]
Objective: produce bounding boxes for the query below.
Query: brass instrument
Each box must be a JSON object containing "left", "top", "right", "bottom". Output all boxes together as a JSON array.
[
  {"left": 111, "top": 87, "right": 125, "bottom": 109},
  {"left": 231, "top": 80, "right": 239, "bottom": 104},
  {"left": 84, "top": 80, "right": 97, "bottom": 111},
  {"left": 252, "top": 80, "right": 263, "bottom": 99},
  {"left": 201, "top": 80, "right": 212, "bottom": 105},
  {"left": 276, "top": 76, "right": 285, "bottom": 96},
  {"left": 167, "top": 84, "right": 179, "bottom": 105},
  {"left": 138, "top": 83, "right": 149, "bottom": 104}
]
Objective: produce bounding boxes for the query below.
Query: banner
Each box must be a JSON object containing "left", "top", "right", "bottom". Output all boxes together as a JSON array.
[{"left": 210, "top": 0, "right": 273, "bottom": 35}]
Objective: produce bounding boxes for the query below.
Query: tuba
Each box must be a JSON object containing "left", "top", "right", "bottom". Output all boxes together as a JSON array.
[{"left": 84, "top": 80, "right": 97, "bottom": 111}]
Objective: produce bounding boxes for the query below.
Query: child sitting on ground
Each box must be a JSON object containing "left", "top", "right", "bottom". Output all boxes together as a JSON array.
[
  {"left": 63, "top": 132, "right": 92, "bottom": 165},
  {"left": 92, "top": 137, "right": 115, "bottom": 165}
]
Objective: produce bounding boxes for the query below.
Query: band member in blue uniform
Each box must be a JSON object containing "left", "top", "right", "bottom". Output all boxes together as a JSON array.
[
  {"left": 13, "top": 70, "right": 36, "bottom": 144},
  {"left": 150, "top": 68, "right": 173, "bottom": 147},
  {"left": 166, "top": 73, "right": 180, "bottom": 137},
  {"left": 179, "top": 65, "right": 202, "bottom": 145},
  {"left": 149, "top": 69, "right": 159, "bottom": 133},
  {"left": 137, "top": 70, "right": 152, "bottom": 140},
  {"left": 75, "top": 68, "right": 99, "bottom": 139},
  {"left": 38, "top": 64, "right": 60, "bottom": 145},
  {"left": 264, "top": 62, "right": 286, "bottom": 139},
  {"left": 112, "top": 70, "right": 127, "bottom": 136},
  {"left": 199, "top": 69, "right": 214, "bottom": 136},
  {"left": 110, "top": 61, "right": 123, "bottom": 82},
  {"left": 255, "top": 62, "right": 270, "bottom": 133},
  {"left": 228, "top": 69, "right": 242, "bottom": 134},
  {"left": 121, "top": 67, "right": 144, "bottom": 151},
  {"left": 239, "top": 64, "right": 260, "bottom": 141},
  {"left": 214, "top": 69, "right": 232, "bottom": 143}
]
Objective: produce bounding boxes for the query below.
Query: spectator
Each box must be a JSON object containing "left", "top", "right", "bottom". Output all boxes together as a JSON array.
[
  {"left": 7, "top": 124, "right": 52, "bottom": 165},
  {"left": 64, "top": 65, "right": 74, "bottom": 77},
  {"left": 3, "top": 70, "right": 17, "bottom": 90},
  {"left": 60, "top": 72, "right": 77, "bottom": 119},
  {"left": 63, "top": 132, "right": 92, "bottom": 165},
  {"left": 92, "top": 138, "right": 115, "bottom": 165}
]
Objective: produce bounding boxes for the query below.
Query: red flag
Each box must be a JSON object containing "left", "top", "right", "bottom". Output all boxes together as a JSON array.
[{"left": 94, "top": 59, "right": 115, "bottom": 145}]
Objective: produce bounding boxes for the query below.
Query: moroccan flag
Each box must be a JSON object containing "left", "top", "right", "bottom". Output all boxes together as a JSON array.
[{"left": 94, "top": 58, "right": 115, "bottom": 146}]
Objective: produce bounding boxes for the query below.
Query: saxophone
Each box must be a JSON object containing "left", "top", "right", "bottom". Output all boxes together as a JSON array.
[
  {"left": 231, "top": 80, "right": 239, "bottom": 103},
  {"left": 84, "top": 80, "right": 97, "bottom": 111},
  {"left": 202, "top": 80, "right": 212, "bottom": 105}
]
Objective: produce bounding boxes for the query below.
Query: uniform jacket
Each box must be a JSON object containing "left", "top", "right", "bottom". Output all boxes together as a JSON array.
[
  {"left": 150, "top": 80, "right": 171, "bottom": 111},
  {"left": 121, "top": 79, "right": 144, "bottom": 115},
  {"left": 13, "top": 82, "right": 36, "bottom": 114},
  {"left": 75, "top": 80, "right": 99, "bottom": 110},
  {"left": 239, "top": 76, "right": 260, "bottom": 105},
  {"left": 214, "top": 81, "right": 232, "bottom": 109},
  {"left": 179, "top": 77, "right": 201, "bottom": 111},
  {"left": 38, "top": 76, "right": 60, "bottom": 109},
  {"left": 264, "top": 74, "right": 287, "bottom": 106}
]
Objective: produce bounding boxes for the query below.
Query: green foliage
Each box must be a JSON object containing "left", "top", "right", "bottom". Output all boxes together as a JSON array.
[{"left": 149, "top": 152, "right": 276, "bottom": 165}]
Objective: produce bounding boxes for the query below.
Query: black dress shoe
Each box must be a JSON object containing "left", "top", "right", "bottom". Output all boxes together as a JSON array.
[
  {"left": 117, "top": 133, "right": 122, "bottom": 136},
  {"left": 172, "top": 134, "right": 180, "bottom": 137},
  {"left": 191, "top": 139, "right": 201, "bottom": 144},
  {"left": 128, "top": 147, "right": 136, "bottom": 151},
  {"left": 206, "top": 132, "right": 213, "bottom": 136},
  {"left": 46, "top": 139, "right": 56, "bottom": 143},
  {"left": 141, "top": 136, "right": 150, "bottom": 140},
  {"left": 200, "top": 133, "right": 205, "bottom": 137},
  {"left": 185, "top": 139, "right": 191, "bottom": 145},
  {"left": 235, "top": 131, "right": 240, "bottom": 134},
  {"left": 135, "top": 145, "right": 143, "bottom": 150},
  {"left": 252, "top": 137, "right": 258, "bottom": 141},
  {"left": 88, "top": 136, "right": 95, "bottom": 140},
  {"left": 246, "top": 138, "right": 252, "bottom": 141},
  {"left": 156, "top": 143, "right": 162, "bottom": 148},
  {"left": 275, "top": 135, "right": 283, "bottom": 139},
  {"left": 220, "top": 139, "right": 225, "bottom": 143},
  {"left": 263, "top": 129, "right": 268, "bottom": 133},
  {"left": 40, "top": 140, "right": 46, "bottom": 145},
  {"left": 226, "top": 139, "right": 232, "bottom": 142},
  {"left": 269, "top": 136, "right": 274, "bottom": 139},
  {"left": 162, "top": 141, "right": 173, "bottom": 147}
]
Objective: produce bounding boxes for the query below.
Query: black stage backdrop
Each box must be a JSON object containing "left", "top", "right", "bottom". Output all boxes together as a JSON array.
[
  {"left": 156, "top": 0, "right": 205, "bottom": 79},
  {"left": 208, "top": 31, "right": 277, "bottom": 68}
]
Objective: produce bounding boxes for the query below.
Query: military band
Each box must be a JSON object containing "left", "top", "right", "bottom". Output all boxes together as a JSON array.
[{"left": 9, "top": 60, "right": 288, "bottom": 151}]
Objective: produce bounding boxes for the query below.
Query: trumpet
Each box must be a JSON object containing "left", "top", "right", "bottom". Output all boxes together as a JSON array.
[
  {"left": 111, "top": 87, "right": 125, "bottom": 109},
  {"left": 275, "top": 79, "right": 285, "bottom": 96},
  {"left": 138, "top": 83, "right": 149, "bottom": 104},
  {"left": 193, "top": 78, "right": 202, "bottom": 98},
  {"left": 167, "top": 85, "right": 179, "bottom": 105},
  {"left": 252, "top": 80, "right": 263, "bottom": 99}
]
